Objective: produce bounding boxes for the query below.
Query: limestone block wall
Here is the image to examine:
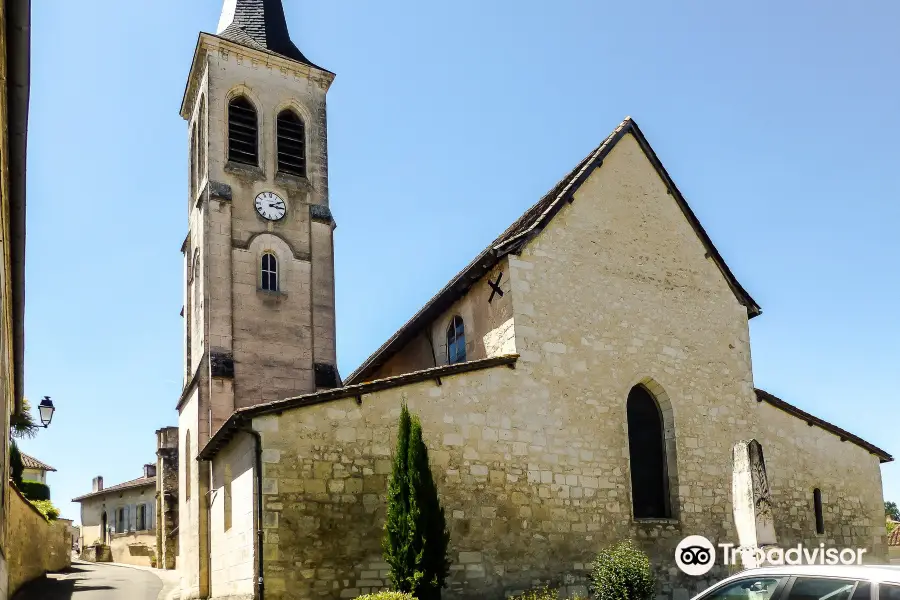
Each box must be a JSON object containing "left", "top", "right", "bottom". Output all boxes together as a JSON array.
[
  {"left": 6, "top": 483, "right": 71, "bottom": 595},
  {"left": 108, "top": 532, "right": 158, "bottom": 567},
  {"left": 369, "top": 261, "right": 515, "bottom": 381},
  {"left": 209, "top": 432, "right": 256, "bottom": 599},
  {"left": 754, "top": 402, "right": 887, "bottom": 555},
  {"left": 180, "top": 389, "right": 210, "bottom": 599}
]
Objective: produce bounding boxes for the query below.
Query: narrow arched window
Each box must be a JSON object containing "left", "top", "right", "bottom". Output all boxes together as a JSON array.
[
  {"left": 190, "top": 122, "right": 198, "bottom": 198},
  {"left": 277, "top": 109, "right": 306, "bottom": 177},
  {"left": 627, "top": 385, "right": 670, "bottom": 519},
  {"left": 185, "top": 430, "right": 192, "bottom": 501},
  {"left": 447, "top": 316, "right": 466, "bottom": 364},
  {"left": 261, "top": 253, "right": 278, "bottom": 292},
  {"left": 813, "top": 488, "right": 824, "bottom": 534},
  {"left": 228, "top": 96, "right": 258, "bottom": 166},
  {"left": 198, "top": 96, "right": 207, "bottom": 184}
]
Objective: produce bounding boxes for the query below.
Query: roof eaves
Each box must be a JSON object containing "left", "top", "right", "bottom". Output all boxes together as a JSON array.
[
  {"left": 71, "top": 477, "right": 156, "bottom": 503},
  {"left": 755, "top": 388, "right": 892, "bottom": 463},
  {"left": 200, "top": 354, "right": 520, "bottom": 461}
]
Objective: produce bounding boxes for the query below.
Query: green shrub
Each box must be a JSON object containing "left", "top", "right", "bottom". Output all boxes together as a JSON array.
[
  {"left": 589, "top": 540, "right": 655, "bottom": 600},
  {"left": 20, "top": 480, "right": 51, "bottom": 501},
  {"left": 30, "top": 499, "right": 60, "bottom": 521},
  {"left": 507, "top": 586, "right": 589, "bottom": 600},
  {"left": 508, "top": 587, "right": 560, "bottom": 600},
  {"left": 355, "top": 593, "right": 417, "bottom": 600},
  {"left": 383, "top": 404, "right": 451, "bottom": 600},
  {"left": 9, "top": 440, "right": 24, "bottom": 486}
]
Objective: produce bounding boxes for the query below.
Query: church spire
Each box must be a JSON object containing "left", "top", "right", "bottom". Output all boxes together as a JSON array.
[{"left": 215, "top": 0, "right": 323, "bottom": 69}]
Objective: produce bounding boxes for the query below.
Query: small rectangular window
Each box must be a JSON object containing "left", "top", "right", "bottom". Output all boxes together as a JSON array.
[{"left": 813, "top": 488, "right": 825, "bottom": 534}]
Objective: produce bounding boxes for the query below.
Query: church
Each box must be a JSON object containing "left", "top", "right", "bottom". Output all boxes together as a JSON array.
[{"left": 175, "top": 1, "right": 892, "bottom": 599}]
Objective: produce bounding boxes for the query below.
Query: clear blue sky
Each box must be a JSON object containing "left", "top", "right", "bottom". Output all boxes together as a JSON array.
[{"left": 20, "top": 1, "right": 899, "bottom": 524}]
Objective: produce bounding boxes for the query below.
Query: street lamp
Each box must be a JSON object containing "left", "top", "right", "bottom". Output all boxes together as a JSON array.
[{"left": 38, "top": 396, "right": 55, "bottom": 428}]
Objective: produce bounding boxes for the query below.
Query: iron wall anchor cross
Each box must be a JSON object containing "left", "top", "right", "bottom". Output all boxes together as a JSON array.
[{"left": 488, "top": 272, "right": 504, "bottom": 303}]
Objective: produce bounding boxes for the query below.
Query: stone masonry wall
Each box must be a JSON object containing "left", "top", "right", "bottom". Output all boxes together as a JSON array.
[
  {"left": 370, "top": 261, "right": 515, "bottom": 381},
  {"left": 222, "top": 129, "right": 889, "bottom": 600},
  {"left": 6, "top": 483, "right": 71, "bottom": 595},
  {"left": 209, "top": 431, "right": 256, "bottom": 599}
]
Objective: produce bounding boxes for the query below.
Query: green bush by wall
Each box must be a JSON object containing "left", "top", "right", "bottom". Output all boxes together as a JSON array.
[{"left": 19, "top": 480, "right": 50, "bottom": 501}]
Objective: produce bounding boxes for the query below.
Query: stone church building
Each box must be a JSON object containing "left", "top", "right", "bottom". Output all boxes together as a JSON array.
[{"left": 175, "top": 1, "right": 892, "bottom": 599}]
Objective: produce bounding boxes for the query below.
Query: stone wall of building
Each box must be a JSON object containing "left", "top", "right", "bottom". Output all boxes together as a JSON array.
[
  {"left": 180, "top": 388, "right": 210, "bottom": 599},
  {"left": 157, "top": 426, "right": 180, "bottom": 571},
  {"left": 368, "top": 261, "right": 515, "bottom": 382},
  {"left": 207, "top": 130, "right": 890, "bottom": 600},
  {"left": 209, "top": 431, "right": 256, "bottom": 599},
  {"left": 5, "top": 483, "right": 71, "bottom": 596},
  {"left": 108, "top": 531, "right": 158, "bottom": 567}
]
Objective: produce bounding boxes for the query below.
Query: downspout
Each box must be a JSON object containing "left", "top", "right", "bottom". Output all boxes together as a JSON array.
[{"left": 245, "top": 427, "right": 265, "bottom": 600}]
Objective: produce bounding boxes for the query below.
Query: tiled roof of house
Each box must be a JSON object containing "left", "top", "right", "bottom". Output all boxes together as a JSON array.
[
  {"left": 344, "top": 117, "right": 761, "bottom": 385},
  {"left": 71, "top": 475, "right": 156, "bottom": 503},
  {"left": 215, "top": 0, "right": 326, "bottom": 70},
  {"left": 755, "top": 389, "right": 891, "bottom": 463},
  {"left": 21, "top": 453, "right": 56, "bottom": 472}
]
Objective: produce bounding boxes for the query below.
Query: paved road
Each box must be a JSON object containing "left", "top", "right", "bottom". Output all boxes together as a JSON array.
[{"left": 13, "top": 561, "right": 163, "bottom": 600}]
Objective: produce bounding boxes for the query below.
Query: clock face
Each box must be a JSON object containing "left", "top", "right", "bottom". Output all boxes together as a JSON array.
[{"left": 254, "top": 192, "right": 286, "bottom": 221}]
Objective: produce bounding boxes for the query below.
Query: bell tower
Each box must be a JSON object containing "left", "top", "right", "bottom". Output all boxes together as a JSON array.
[{"left": 176, "top": 2, "right": 337, "bottom": 596}]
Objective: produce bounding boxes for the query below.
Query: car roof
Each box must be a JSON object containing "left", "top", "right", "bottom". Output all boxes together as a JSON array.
[{"left": 720, "top": 565, "right": 900, "bottom": 584}]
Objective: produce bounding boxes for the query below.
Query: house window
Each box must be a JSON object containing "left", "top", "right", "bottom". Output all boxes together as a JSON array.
[
  {"left": 261, "top": 253, "right": 278, "bottom": 292},
  {"left": 136, "top": 504, "right": 146, "bottom": 531},
  {"left": 813, "top": 488, "right": 824, "bottom": 534},
  {"left": 276, "top": 109, "right": 306, "bottom": 177},
  {"left": 227, "top": 96, "right": 258, "bottom": 166},
  {"left": 627, "top": 385, "right": 670, "bottom": 519},
  {"left": 116, "top": 507, "right": 127, "bottom": 533},
  {"left": 446, "top": 316, "right": 466, "bottom": 364}
]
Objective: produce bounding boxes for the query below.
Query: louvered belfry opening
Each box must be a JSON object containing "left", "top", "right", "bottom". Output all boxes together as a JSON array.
[
  {"left": 276, "top": 109, "right": 306, "bottom": 177},
  {"left": 228, "top": 96, "right": 258, "bottom": 166}
]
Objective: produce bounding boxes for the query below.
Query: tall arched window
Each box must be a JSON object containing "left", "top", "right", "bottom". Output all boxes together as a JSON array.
[
  {"left": 627, "top": 385, "right": 670, "bottom": 518},
  {"left": 228, "top": 96, "right": 258, "bottom": 166},
  {"left": 813, "top": 488, "right": 824, "bottom": 534},
  {"left": 446, "top": 316, "right": 466, "bottom": 364},
  {"left": 189, "top": 122, "right": 198, "bottom": 198},
  {"left": 261, "top": 253, "right": 278, "bottom": 292},
  {"left": 198, "top": 96, "right": 207, "bottom": 184},
  {"left": 276, "top": 109, "right": 306, "bottom": 177},
  {"left": 185, "top": 430, "right": 192, "bottom": 501}
]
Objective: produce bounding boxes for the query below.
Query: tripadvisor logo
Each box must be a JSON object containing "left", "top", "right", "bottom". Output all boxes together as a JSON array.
[{"left": 675, "top": 536, "right": 868, "bottom": 576}]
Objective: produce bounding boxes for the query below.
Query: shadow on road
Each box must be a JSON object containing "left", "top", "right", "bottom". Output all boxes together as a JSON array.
[{"left": 11, "top": 566, "right": 114, "bottom": 600}]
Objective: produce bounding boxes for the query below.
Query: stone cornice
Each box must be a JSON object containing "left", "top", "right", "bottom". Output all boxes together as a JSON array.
[{"left": 180, "top": 32, "right": 335, "bottom": 119}]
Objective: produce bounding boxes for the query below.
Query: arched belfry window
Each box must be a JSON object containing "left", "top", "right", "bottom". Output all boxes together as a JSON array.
[
  {"left": 261, "top": 253, "right": 278, "bottom": 292},
  {"left": 228, "top": 96, "right": 258, "bottom": 166},
  {"left": 198, "top": 96, "right": 207, "bottom": 183},
  {"left": 276, "top": 109, "right": 306, "bottom": 177},
  {"left": 190, "top": 122, "right": 198, "bottom": 197},
  {"left": 627, "top": 385, "right": 671, "bottom": 519},
  {"left": 185, "top": 430, "right": 192, "bottom": 500},
  {"left": 447, "top": 316, "right": 466, "bottom": 364}
]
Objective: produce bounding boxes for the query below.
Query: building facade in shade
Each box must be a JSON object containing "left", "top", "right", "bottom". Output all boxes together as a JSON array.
[
  {"left": 175, "top": 2, "right": 893, "bottom": 599},
  {"left": 0, "top": 0, "right": 29, "bottom": 597}
]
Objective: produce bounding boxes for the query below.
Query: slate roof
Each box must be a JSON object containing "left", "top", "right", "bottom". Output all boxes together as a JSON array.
[
  {"left": 216, "top": 0, "right": 326, "bottom": 70},
  {"left": 71, "top": 475, "right": 156, "bottom": 503},
  {"left": 20, "top": 453, "right": 55, "bottom": 472},
  {"left": 345, "top": 117, "right": 761, "bottom": 385}
]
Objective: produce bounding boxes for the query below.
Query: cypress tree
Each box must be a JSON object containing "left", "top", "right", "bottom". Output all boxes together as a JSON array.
[
  {"left": 10, "top": 439, "right": 24, "bottom": 487},
  {"left": 383, "top": 405, "right": 451, "bottom": 600}
]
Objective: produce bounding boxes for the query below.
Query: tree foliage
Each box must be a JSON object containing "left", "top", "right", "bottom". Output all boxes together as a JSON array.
[
  {"left": 886, "top": 501, "right": 900, "bottom": 522},
  {"left": 383, "top": 404, "right": 451, "bottom": 600},
  {"left": 10, "top": 397, "right": 39, "bottom": 439},
  {"left": 589, "top": 540, "right": 655, "bottom": 600},
  {"left": 9, "top": 439, "right": 24, "bottom": 486},
  {"left": 30, "top": 499, "right": 60, "bottom": 521}
]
